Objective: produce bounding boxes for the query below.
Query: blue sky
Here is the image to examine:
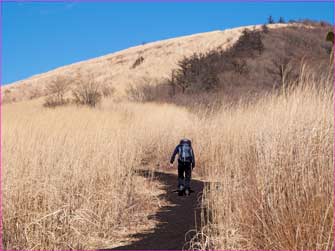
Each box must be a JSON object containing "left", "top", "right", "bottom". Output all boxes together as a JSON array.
[{"left": 2, "top": 1, "right": 334, "bottom": 85}]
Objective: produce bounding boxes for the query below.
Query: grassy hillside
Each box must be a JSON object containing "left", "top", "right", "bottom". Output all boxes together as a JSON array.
[
  {"left": 1, "top": 25, "right": 253, "bottom": 103},
  {"left": 128, "top": 22, "right": 332, "bottom": 108},
  {"left": 3, "top": 22, "right": 328, "bottom": 104}
]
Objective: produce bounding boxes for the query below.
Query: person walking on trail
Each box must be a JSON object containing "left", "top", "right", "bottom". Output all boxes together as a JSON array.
[{"left": 169, "top": 139, "right": 195, "bottom": 196}]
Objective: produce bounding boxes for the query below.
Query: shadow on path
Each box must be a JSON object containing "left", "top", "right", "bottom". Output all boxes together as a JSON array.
[{"left": 105, "top": 170, "right": 205, "bottom": 250}]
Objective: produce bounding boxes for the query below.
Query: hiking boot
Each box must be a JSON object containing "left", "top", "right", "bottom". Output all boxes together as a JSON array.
[{"left": 185, "top": 188, "right": 190, "bottom": 196}]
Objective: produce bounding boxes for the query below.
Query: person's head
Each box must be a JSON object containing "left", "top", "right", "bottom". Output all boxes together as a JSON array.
[{"left": 180, "top": 138, "right": 191, "bottom": 146}]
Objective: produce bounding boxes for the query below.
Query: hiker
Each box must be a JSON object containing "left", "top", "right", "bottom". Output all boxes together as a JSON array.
[{"left": 169, "top": 139, "right": 195, "bottom": 195}]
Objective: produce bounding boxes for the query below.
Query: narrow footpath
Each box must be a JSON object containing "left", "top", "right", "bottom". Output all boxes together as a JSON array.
[{"left": 108, "top": 170, "right": 205, "bottom": 250}]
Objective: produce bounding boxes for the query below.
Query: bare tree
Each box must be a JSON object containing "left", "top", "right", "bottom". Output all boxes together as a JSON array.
[
  {"left": 44, "top": 75, "right": 69, "bottom": 107},
  {"left": 72, "top": 74, "right": 102, "bottom": 107},
  {"left": 267, "top": 56, "right": 294, "bottom": 89}
]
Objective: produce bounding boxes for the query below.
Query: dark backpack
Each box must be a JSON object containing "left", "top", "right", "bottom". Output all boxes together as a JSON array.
[{"left": 178, "top": 140, "right": 192, "bottom": 163}]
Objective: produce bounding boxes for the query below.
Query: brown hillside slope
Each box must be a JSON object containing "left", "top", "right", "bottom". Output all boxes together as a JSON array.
[
  {"left": 2, "top": 24, "right": 290, "bottom": 103},
  {"left": 152, "top": 22, "right": 332, "bottom": 107}
]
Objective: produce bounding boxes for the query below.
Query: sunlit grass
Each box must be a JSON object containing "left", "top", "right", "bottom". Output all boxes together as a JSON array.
[{"left": 2, "top": 70, "right": 333, "bottom": 250}]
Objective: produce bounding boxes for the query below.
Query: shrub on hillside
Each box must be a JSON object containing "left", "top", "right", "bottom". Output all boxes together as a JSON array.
[
  {"left": 126, "top": 78, "right": 172, "bottom": 102},
  {"left": 43, "top": 75, "right": 70, "bottom": 107},
  {"left": 72, "top": 75, "right": 102, "bottom": 107},
  {"left": 171, "top": 29, "right": 264, "bottom": 94},
  {"left": 174, "top": 52, "right": 221, "bottom": 93},
  {"left": 43, "top": 74, "right": 114, "bottom": 108},
  {"left": 131, "top": 56, "right": 144, "bottom": 69}
]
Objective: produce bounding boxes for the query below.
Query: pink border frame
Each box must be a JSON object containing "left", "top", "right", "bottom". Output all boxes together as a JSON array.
[{"left": 0, "top": 0, "right": 334, "bottom": 250}]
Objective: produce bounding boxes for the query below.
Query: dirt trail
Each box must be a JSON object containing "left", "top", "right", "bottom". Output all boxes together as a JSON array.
[{"left": 107, "top": 170, "right": 205, "bottom": 250}]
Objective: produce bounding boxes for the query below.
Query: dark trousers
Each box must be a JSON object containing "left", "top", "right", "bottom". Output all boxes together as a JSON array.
[{"left": 178, "top": 161, "right": 192, "bottom": 189}]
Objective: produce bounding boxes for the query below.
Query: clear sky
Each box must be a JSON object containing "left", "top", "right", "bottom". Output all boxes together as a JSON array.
[{"left": 2, "top": 0, "right": 334, "bottom": 85}]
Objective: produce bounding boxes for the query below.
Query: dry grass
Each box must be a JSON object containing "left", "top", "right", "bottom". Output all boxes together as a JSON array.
[
  {"left": 2, "top": 67, "right": 333, "bottom": 249},
  {"left": 189, "top": 71, "right": 334, "bottom": 250},
  {"left": 1, "top": 100, "right": 192, "bottom": 250}
]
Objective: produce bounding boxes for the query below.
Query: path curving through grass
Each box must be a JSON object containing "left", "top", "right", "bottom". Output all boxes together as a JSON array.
[{"left": 107, "top": 170, "right": 205, "bottom": 250}]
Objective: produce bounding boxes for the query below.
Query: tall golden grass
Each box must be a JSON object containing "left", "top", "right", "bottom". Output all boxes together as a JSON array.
[
  {"left": 1, "top": 100, "right": 192, "bottom": 250},
  {"left": 190, "top": 70, "right": 334, "bottom": 250},
  {"left": 2, "top": 69, "right": 333, "bottom": 250}
]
